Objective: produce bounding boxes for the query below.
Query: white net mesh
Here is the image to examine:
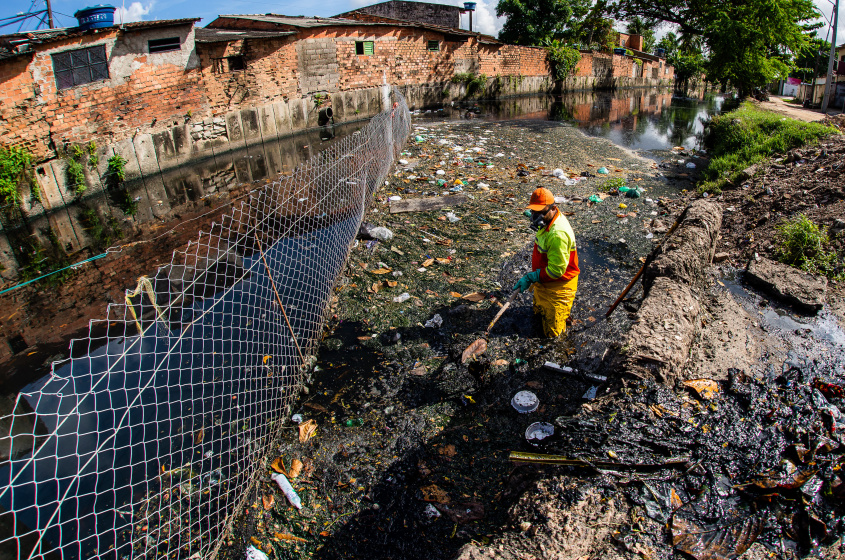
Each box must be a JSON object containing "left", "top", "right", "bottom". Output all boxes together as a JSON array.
[{"left": 0, "top": 89, "right": 410, "bottom": 560}]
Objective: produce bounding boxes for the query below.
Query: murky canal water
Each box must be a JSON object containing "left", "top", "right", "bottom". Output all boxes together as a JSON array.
[{"left": 0, "top": 88, "right": 729, "bottom": 558}]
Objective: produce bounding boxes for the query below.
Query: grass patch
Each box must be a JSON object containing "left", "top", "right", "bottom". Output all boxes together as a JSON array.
[
  {"left": 698, "top": 102, "right": 838, "bottom": 194},
  {"left": 775, "top": 215, "right": 843, "bottom": 280}
]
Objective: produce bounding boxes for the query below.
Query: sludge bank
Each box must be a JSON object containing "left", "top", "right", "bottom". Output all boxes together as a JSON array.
[{"left": 226, "top": 119, "right": 844, "bottom": 560}]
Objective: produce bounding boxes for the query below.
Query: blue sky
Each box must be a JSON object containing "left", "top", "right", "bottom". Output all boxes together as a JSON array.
[{"left": 2, "top": 0, "right": 843, "bottom": 48}]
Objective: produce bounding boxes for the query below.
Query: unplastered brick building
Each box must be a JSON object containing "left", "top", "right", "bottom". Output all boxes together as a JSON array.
[{"left": 0, "top": 4, "right": 674, "bottom": 227}]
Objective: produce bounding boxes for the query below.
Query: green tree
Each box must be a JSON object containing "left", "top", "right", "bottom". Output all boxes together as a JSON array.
[
  {"left": 610, "top": 0, "right": 819, "bottom": 96},
  {"left": 792, "top": 36, "right": 830, "bottom": 82},
  {"left": 497, "top": 0, "right": 590, "bottom": 45},
  {"left": 656, "top": 31, "right": 680, "bottom": 57}
]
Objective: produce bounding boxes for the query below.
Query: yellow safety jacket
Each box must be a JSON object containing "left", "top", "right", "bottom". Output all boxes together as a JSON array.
[{"left": 532, "top": 210, "right": 579, "bottom": 283}]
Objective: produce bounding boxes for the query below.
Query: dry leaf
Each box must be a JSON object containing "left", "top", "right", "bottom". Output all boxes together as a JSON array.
[
  {"left": 670, "top": 488, "right": 683, "bottom": 509},
  {"left": 461, "top": 292, "right": 485, "bottom": 302},
  {"left": 299, "top": 419, "right": 318, "bottom": 443},
  {"left": 390, "top": 246, "right": 404, "bottom": 255},
  {"left": 194, "top": 427, "right": 204, "bottom": 445},
  {"left": 386, "top": 280, "right": 398, "bottom": 287},
  {"left": 492, "top": 359, "right": 509, "bottom": 366},
  {"left": 289, "top": 459, "right": 304, "bottom": 479},
  {"left": 461, "top": 338, "right": 487, "bottom": 363},
  {"left": 422, "top": 258, "right": 435, "bottom": 267},
  {"left": 591, "top": 220, "right": 602, "bottom": 224},
  {"left": 304, "top": 402, "right": 328, "bottom": 413},
  {"left": 436, "top": 257, "right": 450, "bottom": 264},
  {"left": 262, "top": 494, "right": 275, "bottom": 510},
  {"left": 250, "top": 536, "right": 262, "bottom": 547},
  {"left": 683, "top": 379, "right": 720, "bottom": 400},
  {"left": 320, "top": 531, "right": 330, "bottom": 537},
  {"left": 274, "top": 533, "right": 306, "bottom": 543},
  {"left": 370, "top": 268, "right": 392, "bottom": 275},
  {"left": 420, "top": 484, "right": 450, "bottom": 503},
  {"left": 672, "top": 492, "right": 763, "bottom": 560},
  {"left": 450, "top": 291, "right": 463, "bottom": 298},
  {"left": 271, "top": 457, "right": 286, "bottom": 474},
  {"left": 479, "top": 223, "right": 492, "bottom": 230},
  {"left": 368, "top": 282, "right": 380, "bottom": 294},
  {"left": 439, "top": 444, "right": 457, "bottom": 457}
]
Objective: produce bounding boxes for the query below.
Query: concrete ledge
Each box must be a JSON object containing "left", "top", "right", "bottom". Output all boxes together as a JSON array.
[
  {"left": 617, "top": 277, "right": 702, "bottom": 384},
  {"left": 643, "top": 200, "right": 723, "bottom": 295},
  {"left": 614, "top": 199, "right": 723, "bottom": 384},
  {"left": 745, "top": 256, "right": 827, "bottom": 314}
]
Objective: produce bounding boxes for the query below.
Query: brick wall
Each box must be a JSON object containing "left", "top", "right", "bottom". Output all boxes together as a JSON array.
[
  {"left": 0, "top": 25, "right": 204, "bottom": 161},
  {"left": 198, "top": 36, "right": 300, "bottom": 112}
]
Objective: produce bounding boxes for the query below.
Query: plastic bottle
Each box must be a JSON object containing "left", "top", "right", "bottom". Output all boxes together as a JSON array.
[{"left": 271, "top": 473, "right": 302, "bottom": 510}]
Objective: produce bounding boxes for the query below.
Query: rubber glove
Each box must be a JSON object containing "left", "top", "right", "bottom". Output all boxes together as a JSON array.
[{"left": 513, "top": 270, "right": 540, "bottom": 293}]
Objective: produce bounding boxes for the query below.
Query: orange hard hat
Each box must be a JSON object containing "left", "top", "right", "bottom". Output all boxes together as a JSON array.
[{"left": 526, "top": 187, "right": 555, "bottom": 211}]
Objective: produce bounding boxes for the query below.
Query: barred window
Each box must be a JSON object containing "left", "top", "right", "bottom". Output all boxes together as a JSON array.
[
  {"left": 427, "top": 40, "right": 440, "bottom": 52},
  {"left": 52, "top": 44, "right": 109, "bottom": 90},
  {"left": 148, "top": 37, "right": 181, "bottom": 53}
]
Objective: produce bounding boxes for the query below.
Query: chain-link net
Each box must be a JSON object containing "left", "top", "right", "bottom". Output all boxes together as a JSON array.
[{"left": 0, "top": 89, "right": 410, "bottom": 560}]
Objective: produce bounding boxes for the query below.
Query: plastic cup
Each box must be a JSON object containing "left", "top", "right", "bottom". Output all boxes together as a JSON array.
[{"left": 511, "top": 390, "right": 539, "bottom": 413}]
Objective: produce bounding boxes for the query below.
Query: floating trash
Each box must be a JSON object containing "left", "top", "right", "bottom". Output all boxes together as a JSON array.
[
  {"left": 525, "top": 422, "right": 554, "bottom": 445},
  {"left": 511, "top": 390, "right": 539, "bottom": 414}
]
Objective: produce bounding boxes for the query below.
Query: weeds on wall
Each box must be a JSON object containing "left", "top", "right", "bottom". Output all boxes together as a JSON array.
[
  {"left": 80, "top": 206, "right": 124, "bottom": 250},
  {"left": 0, "top": 145, "right": 39, "bottom": 206},
  {"left": 64, "top": 143, "right": 93, "bottom": 196},
  {"left": 775, "top": 214, "right": 843, "bottom": 280},
  {"left": 17, "top": 228, "right": 73, "bottom": 284},
  {"left": 451, "top": 73, "right": 488, "bottom": 97},
  {"left": 105, "top": 154, "right": 136, "bottom": 216},
  {"left": 545, "top": 40, "right": 581, "bottom": 81}
]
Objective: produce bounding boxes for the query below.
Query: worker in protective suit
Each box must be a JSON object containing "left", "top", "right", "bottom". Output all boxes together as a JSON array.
[{"left": 512, "top": 187, "right": 579, "bottom": 337}]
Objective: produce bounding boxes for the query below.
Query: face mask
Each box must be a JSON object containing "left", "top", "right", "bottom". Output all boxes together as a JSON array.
[{"left": 529, "top": 211, "right": 545, "bottom": 231}]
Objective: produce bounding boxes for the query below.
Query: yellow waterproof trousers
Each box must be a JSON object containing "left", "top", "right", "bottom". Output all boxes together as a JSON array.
[{"left": 533, "top": 276, "right": 578, "bottom": 338}]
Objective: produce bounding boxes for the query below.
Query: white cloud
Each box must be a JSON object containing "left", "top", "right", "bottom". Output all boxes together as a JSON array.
[
  {"left": 433, "top": 0, "right": 505, "bottom": 36},
  {"left": 813, "top": 0, "right": 844, "bottom": 47},
  {"left": 115, "top": 1, "right": 155, "bottom": 24}
]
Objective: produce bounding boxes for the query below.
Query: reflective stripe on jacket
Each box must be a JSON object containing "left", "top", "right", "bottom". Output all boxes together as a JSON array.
[{"left": 531, "top": 210, "right": 579, "bottom": 283}]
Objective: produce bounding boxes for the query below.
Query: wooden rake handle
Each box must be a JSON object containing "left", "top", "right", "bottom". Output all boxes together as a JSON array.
[{"left": 486, "top": 285, "right": 532, "bottom": 335}]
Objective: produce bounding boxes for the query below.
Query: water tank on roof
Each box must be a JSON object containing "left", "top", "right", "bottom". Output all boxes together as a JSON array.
[
  {"left": 74, "top": 5, "right": 116, "bottom": 30},
  {"left": 655, "top": 48, "right": 666, "bottom": 58}
]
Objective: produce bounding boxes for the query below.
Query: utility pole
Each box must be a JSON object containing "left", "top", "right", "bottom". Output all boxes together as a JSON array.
[
  {"left": 821, "top": 0, "right": 839, "bottom": 112},
  {"left": 45, "top": 0, "right": 55, "bottom": 28}
]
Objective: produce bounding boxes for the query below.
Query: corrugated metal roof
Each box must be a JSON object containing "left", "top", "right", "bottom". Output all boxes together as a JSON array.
[
  {"left": 214, "top": 15, "right": 360, "bottom": 28},
  {"left": 0, "top": 18, "right": 200, "bottom": 50},
  {"left": 195, "top": 28, "right": 297, "bottom": 43},
  {"left": 210, "top": 13, "right": 487, "bottom": 40}
]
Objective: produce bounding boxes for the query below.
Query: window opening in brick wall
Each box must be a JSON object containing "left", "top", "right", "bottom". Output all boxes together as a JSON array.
[
  {"left": 356, "top": 41, "right": 374, "bottom": 56},
  {"left": 213, "top": 56, "right": 246, "bottom": 72},
  {"left": 427, "top": 40, "right": 440, "bottom": 52},
  {"left": 8, "top": 334, "right": 28, "bottom": 355},
  {"left": 52, "top": 44, "right": 109, "bottom": 90},
  {"left": 148, "top": 37, "right": 181, "bottom": 53}
]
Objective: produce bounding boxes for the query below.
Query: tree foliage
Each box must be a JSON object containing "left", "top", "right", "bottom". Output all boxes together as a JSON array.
[
  {"left": 545, "top": 39, "right": 582, "bottom": 80},
  {"left": 496, "top": 0, "right": 590, "bottom": 45},
  {"left": 610, "top": 0, "right": 820, "bottom": 95}
]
